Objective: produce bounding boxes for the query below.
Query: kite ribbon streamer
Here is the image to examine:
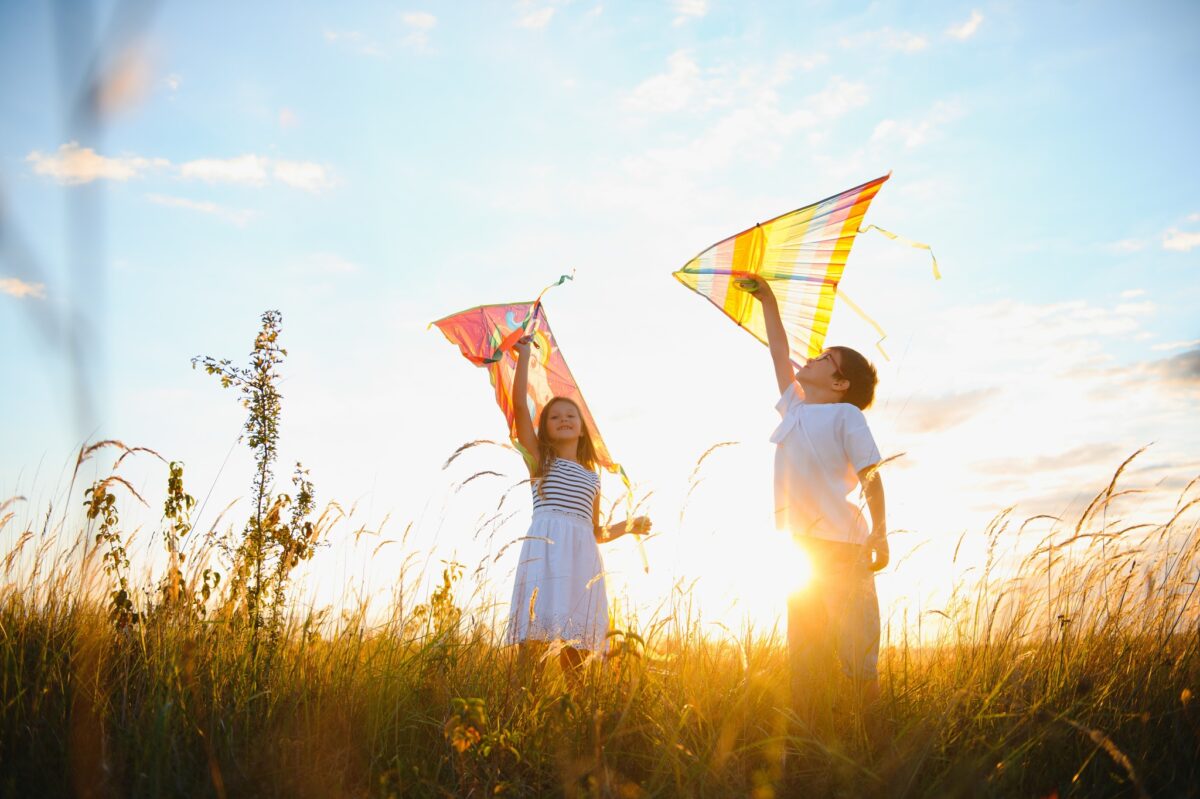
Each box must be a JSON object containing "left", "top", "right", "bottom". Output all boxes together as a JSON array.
[
  {"left": 859, "top": 224, "right": 941, "bottom": 280},
  {"left": 834, "top": 289, "right": 890, "bottom": 361}
]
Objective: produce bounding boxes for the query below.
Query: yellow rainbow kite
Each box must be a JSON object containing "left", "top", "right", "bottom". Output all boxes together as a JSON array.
[{"left": 674, "top": 174, "right": 894, "bottom": 361}]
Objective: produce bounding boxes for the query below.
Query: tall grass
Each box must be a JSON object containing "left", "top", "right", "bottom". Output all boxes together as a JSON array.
[{"left": 1, "top": 449, "right": 1198, "bottom": 798}]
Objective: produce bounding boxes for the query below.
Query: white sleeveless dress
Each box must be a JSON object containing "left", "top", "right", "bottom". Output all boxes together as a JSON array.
[{"left": 507, "top": 458, "right": 608, "bottom": 652}]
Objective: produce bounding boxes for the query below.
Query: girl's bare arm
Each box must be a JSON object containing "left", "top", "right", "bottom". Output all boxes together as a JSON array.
[{"left": 512, "top": 337, "right": 538, "bottom": 474}]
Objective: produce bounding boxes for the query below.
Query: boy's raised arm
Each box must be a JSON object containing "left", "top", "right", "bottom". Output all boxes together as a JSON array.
[{"left": 744, "top": 281, "right": 797, "bottom": 396}]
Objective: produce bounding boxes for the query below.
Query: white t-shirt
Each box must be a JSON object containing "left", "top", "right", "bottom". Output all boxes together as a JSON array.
[{"left": 771, "top": 382, "right": 881, "bottom": 544}]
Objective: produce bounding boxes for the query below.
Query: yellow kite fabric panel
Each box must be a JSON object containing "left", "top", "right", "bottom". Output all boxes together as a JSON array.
[
  {"left": 673, "top": 174, "right": 890, "bottom": 361},
  {"left": 432, "top": 301, "right": 617, "bottom": 473}
]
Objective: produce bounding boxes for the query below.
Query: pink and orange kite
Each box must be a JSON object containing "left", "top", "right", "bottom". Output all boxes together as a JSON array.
[{"left": 431, "top": 277, "right": 619, "bottom": 474}]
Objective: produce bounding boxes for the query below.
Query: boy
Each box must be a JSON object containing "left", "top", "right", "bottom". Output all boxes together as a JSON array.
[{"left": 744, "top": 280, "right": 888, "bottom": 731}]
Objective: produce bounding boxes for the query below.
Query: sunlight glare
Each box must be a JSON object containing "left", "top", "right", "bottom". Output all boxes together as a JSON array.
[{"left": 760, "top": 532, "right": 813, "bottom": 594}]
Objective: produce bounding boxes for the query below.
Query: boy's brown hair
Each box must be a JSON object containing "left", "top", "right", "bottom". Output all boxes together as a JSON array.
[{"left": 830, "top": 346, "right": 878, "bottom": 410}]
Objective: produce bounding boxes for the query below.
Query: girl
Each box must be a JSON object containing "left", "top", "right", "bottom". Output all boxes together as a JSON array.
[{"left": 507, "top": 335, "right": 651, "bottom": 683}]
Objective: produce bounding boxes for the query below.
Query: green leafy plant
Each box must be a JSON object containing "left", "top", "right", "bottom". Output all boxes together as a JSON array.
[
  {"left": 84, "top": 477, "right": 142, "bottom": 628},
  {"left": 193, "top": 310, "right": 319, "bottom": 647}
]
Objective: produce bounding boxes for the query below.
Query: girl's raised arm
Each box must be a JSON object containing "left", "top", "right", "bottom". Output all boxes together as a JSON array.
[
  {"left": 744, "top": 281, "right": 796, "bottom": 396},
  {"left": 512, "top": 336, "right": 539, "bottom": 474}
]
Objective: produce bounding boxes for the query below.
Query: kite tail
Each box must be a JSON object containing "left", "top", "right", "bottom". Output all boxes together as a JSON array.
[
  {"left": 532, "top": 271, "right": 575, "bottom": 305},
  {"left": 830, "top": 224, "right": 940, "bottom": 360},
  {"left": 859, "top": 224, "right": 941, "bottom": 279},
  {"left": 475, "top": 273, "right": 576, "bottom": 365},
  {"left": 613, "top": 463, "right": 650, "bottom": 573},
  {"left": 494, "top": 272, "right": 576, "bottom": 361}
]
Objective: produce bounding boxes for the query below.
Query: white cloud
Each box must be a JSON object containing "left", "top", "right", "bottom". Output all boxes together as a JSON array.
[
  {"left": 624, "top": 50, "right": 705, "bottom": 113},
  {"left": 870, "top": 99, "right": 964, "bottom": 148},
  {"left": 163, "top": 73, "right": 182, "bottom": 92},
  {"left": 624, "top": 50, "right": 833, "bottom": 117},
  {"left": 402, "top": 11, "right": 437, "bottom": 29},
  {"left": 279, "top": 107, "right": 299, "bottom": 129},
  {"left": 25, "top": 142, "right": 167, "bottom": 184},
  {"left": 875, "top": 295, "right": 1200, "bottom": 530},
  {"left": 1114, "top": 300, "right": 1155, "bottom": 315},
  {"left": 178, "top": 155, "right": 270, "bottom": 186},
  {"left": 796, "top": 52, "right": 829, "bottom": 70},
  {"left": 671, "top": 0, "right": 708, "bottom": 26},
  {"left": 402, "top": 11, "right": 437, "bottom": 49},
  {"left": 946, "top": 10, "right": 984, "bottom": 41},
  {"left": 324, "top": 29, "right": 386, "bottom": 58},
  {"left": 146, "top": 193, "right": 257, "bottom": 226},
  {"left": 308, "top": 252, "right": 362, "bottom": 273},
  {"left": 1188, "top": 212, "right": 1200, "bottom": 223},
  {"left": 841, "top": 27, "right": 928, "bottom": 54},
  {"left": 1120, "top": 288, "right": 1146, "bottom": 299},
  {"left": 518, "top": 7, "right": 555, "bottom": 29},
  {"left": 1152, "top": 339, "right": 1200, "bottom": 352},
  {"left": 625, "top": 75, "right": 868, "bottom": 177},
  {"left": 1105, "top": 238, "right": 1145, "bottom": 254},
  {"left": 1, "top": 277, "right": 46, "bottom": 300},
  {"left": 1162, "top": 228, "right": 1200, "bottom": 252},
  {"left": 27, "top": 144, "right": 334, "bottom": 192},
  {"left": 272, "top": 160, "right": 334, "bottom": 192}
]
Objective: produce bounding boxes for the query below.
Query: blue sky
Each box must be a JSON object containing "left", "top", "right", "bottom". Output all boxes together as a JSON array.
[{"left": 2, "top": 0, "right": 1198, "bottom": 626}]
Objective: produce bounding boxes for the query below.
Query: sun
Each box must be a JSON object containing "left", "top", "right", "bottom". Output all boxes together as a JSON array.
[{"left": 759, "top": 531, "right": 814, "bottom": 595}]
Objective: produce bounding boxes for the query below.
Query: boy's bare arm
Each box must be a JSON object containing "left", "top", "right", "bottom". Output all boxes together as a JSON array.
[
  {"left": 743, "top": 281, "right": 796, "bottom": 396},
  {"left": 860, "top": 467, "right": 889, "bottom": 571}
]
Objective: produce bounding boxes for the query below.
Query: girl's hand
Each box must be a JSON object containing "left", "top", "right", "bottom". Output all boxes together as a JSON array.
[
  {"left": 514, "top": 334, "right": 533, "bottom": 357},
  {"left": 600, "top": 516, "right": 652, "bottom": 543},
  {"left": 627, "top": 516, "right": 652, "bottom": 536}
]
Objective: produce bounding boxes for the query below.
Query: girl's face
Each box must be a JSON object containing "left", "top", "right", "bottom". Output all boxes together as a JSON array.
[{"left": 543, "top": 400, "right": 582, "bottom": 442}]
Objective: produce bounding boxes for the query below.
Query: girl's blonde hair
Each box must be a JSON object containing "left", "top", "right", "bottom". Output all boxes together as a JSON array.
[{"left": 533, "top": 397, "right": 598, "bottom": 496}]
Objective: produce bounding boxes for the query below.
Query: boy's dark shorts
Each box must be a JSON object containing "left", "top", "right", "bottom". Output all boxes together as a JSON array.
[{"left": 787, "top": 537, "right": 880, "bottom": 682}]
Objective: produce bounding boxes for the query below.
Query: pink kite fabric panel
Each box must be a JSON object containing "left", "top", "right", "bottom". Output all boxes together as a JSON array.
[{"left": 673, "top": 174, "right": 890, "bottom": 360}]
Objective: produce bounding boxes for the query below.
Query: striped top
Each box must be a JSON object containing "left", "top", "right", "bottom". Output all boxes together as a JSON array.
[{"left": 531, "top": 457, "right": 599, "bottom": 522}]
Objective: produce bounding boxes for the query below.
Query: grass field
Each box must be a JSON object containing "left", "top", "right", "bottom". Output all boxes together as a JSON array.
[{"left": 1, "top": 446, "right": 1198, "bottom": 798}]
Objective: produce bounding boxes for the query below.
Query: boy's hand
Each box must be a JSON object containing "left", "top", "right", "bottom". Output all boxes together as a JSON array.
[
  {"left": 865, "top": 531, "right": 889, "bottom": 572},
  {"left": 514, "top": 334, "right": 533, "bottom": 356},
  {"left": 738, "top": 278, "right": 776, "bottom": 304}
]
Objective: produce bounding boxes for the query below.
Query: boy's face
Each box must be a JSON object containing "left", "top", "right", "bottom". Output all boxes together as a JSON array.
[{"left": 796, "top": 350, "right": 849, "bottom": 393}]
